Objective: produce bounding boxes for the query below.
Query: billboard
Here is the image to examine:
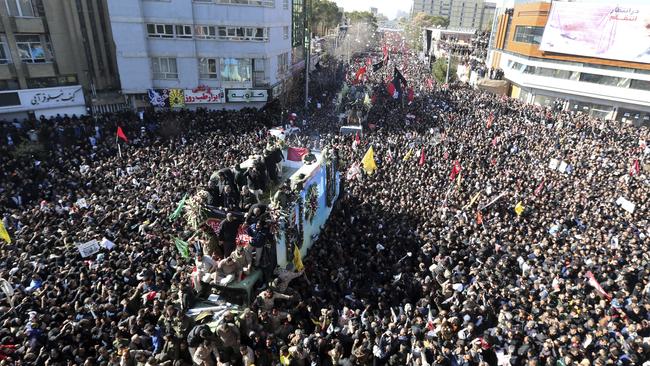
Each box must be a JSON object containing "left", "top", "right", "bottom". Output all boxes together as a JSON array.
[{"left": 540, "top": 2, "right": 650, "bottom": 64}]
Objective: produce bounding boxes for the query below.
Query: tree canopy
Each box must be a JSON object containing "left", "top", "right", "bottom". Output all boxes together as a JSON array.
[
  {"left": 310, "top": 0, "right": 342, "bottom": 36},
  {"left": 402, "top": 12, "right": 449, "bottom": 51}
]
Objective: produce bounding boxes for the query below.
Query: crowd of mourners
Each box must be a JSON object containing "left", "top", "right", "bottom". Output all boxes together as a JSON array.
[{"left": 0, "top": 30, "right": 649, "bottom": 366}]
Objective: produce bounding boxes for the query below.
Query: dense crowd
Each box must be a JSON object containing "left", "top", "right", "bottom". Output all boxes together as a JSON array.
[{"left": 1, "top": 35, "right": 650, "bottom": 366}]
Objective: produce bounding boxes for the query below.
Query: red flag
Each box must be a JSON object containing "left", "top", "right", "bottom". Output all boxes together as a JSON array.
[
  {"left": 387, "top": 82, "right": 396, "bottom": 97},
  {"left": 418, "top": 148, "right": 425, "bottom": 166},
  {"left": 630, "top": 159, "right": 640, "bottom": 176},
  {"left": 534, "top": 177, "right": 545, "bottom": 196},
  {"left": 354, "top": 66, "right": 367, "bottom": 83},
  {"left": 382, "top": 45, "right": 388, "bottom": 61},
  {"left": 449, "top": 160, "right": 461, "bottom": 181},
  {"left": 476, "top": 211, "right": 483, "bottom": 225},
  {"left": 386, "top": 149, "right": 393, "bottom": 164},
  {"left": 586, "top": 271, "right": 612, "bottom": 300},
  {"left": 486, "top": 113, "right": 495, "bottom": 129},
  {"left": 116, "top": 126, "right": 128, "bottom": 143},
  {"left": 426, "top": 78, "right": 434, "bottom": 89},
  {"left": 407, "top": 88, "right": 414, "bottom": 103},
  {"left": 287, "top": 147, "right": 308, "bottom": 161}
]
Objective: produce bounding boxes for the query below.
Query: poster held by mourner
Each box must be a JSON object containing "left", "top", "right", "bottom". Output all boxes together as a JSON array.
[{"left": 77, "top": 239, "right": 101, "bottom": 258}]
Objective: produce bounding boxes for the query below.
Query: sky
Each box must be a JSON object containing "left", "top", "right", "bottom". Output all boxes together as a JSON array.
[{"left": 333, "top": 0, "right": 413, "bottom": 20}]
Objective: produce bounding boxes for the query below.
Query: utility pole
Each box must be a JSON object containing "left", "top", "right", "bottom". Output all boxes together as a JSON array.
[
  {"left": 304, "top": 0, "right": 311, "bottom": 117},
  {"left": 445, "top": 50, "right": 452, "bottom": 84}
]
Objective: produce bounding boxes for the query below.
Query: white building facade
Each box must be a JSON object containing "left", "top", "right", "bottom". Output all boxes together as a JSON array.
[{"left": 107, "top": 0, "right": 293, "bottom": 110}]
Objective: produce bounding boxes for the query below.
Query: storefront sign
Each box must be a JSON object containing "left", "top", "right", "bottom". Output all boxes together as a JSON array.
[
  {"left": 226, "top": 89, "right": 268, "bottom": 103},
  {"left": 184, "top": 86, "right": 225, "bottom": 104},
  {"left": 14, "top": 86, "right": 84, "bottom": 109},
  {"left": 0, "top": 86, "right": 86, "bottom": 118}
]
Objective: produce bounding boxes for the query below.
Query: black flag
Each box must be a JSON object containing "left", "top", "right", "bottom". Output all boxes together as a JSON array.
[
  {"left": 372, "top": 60, "right": 384, "bottom": 72},
  {"left": 392, "top": 67, "right": 407, "bottom": 96}
]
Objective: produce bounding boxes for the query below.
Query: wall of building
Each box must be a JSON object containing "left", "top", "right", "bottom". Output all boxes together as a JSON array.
[
  {"left": 109, "top": 0, "right": 292, "bottom": 100},
  {"left": 501, "top": 2, "right": 650, "bottom": 71},
  {"left": 0, "top": 0, "right": 122, "bottom": 118},
  {"left": 488, "top": 1, "right": 650, "bottom": 123},
  {"left": 413, "top": 0, "right": 495, "bottom": 31}
]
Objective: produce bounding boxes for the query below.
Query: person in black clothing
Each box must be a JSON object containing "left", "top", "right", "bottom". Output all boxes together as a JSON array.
[
  {"left": 218, "top": 212, "right": 240, "bottom": 258},
  {"left": 245, "top": 203, "right": 268, "bottom": 226},
  {"left": 264, "top": 145, "right": 284, "bottom": 183},
  {"left": 221, "top": 185, "right": 239, "bottom": 212},
  {"left": 239, "top": 185, "right": 258, "bottom": 212},
  {"left": 247, "top": 163, "right": 267, "bottom": 201}
]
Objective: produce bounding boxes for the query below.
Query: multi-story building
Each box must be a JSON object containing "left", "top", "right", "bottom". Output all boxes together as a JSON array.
[
  {"left": 0, "top": 0, "right": 122, "bottom": 120},
  {"left": 107, "top": 0, "right": 295, "bottom": 110},
  {"left": 488, "top": 1, "right": 650, "bottom": 125},
  {"left": 412, "top": 0, "right": 496, "bottom": 31}
]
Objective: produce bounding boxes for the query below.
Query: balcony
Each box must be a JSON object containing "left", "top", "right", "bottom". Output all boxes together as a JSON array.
[
  {"left": 11, "top": 17, "right": 45, "bottom": 33},
  {"left": 24, "top": 62, "right": 56, "bottom": 78},
  {"left": 0, "top": 64, "right": 16, "bottom": 80}
]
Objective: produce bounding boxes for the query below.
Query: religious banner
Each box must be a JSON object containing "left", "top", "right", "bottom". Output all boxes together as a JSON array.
[
  {"left": 168, "top": 89, "right": 185, "bottom": 108},
  {"left": 147, "top": 89, "right": 169, "bottom": 108}
]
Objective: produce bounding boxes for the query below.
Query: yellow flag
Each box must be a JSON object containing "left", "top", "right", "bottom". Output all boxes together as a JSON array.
[
  {"left": 361, "top": 146, "right": 377, "bottom": 175},
  {"left": 464, "top": 192, "right": 480, "bottom": 209},
  {"left": 402, "top": 148, "right": 414, "bottom": 161},
  {"left": 0, "top": 221, "right": 10, "bottom": 244},
  {"left": 364, "top": 93, "right": 372, "bottom": 107},
  {"left": 514, "top": 201, "right": 524, "bottom": 216},
  {"left": 293, "top": 245, "right": 304, "bottom": 272}
]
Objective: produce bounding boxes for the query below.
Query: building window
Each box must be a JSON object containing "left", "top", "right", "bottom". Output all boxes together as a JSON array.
[
  {"left": 215, "top": 0, "right": 274, "bottom": 6},
  {"left": 216, "top": 26, "right": 268, "bottom": 41},
  {"left": 292, "top": 0, "right": 304, "bottom": 47},
  {"left": 0, "top": 37, "right": 10, "bottom": 64},
  {"left": 152, "top": 57, "right": 178, "bottom": 79},
  {"left": 195, "top": 25, "right": 217, "bottom": 39},
  {"left": 199, "top": 58, "right": 218, "bottom": 79},
  {"left": 578, "top": 72, "right": 625, "bottom": 87},
  {"left": 630, "top": 79, "right": 650, "bottom": 91},
  {"left": 175, "top": 25, "right": 193, "bottom": 39},
  {"left": 147, "top": 24, "right": 174, "bottom": 38},
  {"left": 220, "top": 58, "right": 251, "bottom": 82},
  {"left": 277, "top": 52, "right": 288, "bottom": 75},
  {"left": 27, "top": 75, "right": 77, "bottom": 89},
  {"left": 283, "top": 26, "right": 289, "bottom": 40},
  {"left": 15, "top": 34, "right": 49, "bottom": 63},
  {"left": 253, "top": 58, "right": 266, "bottom": 85},
  {"left": 4, "top": 0, "right": 37, "bottom": 17},
  {"left": 513, "top": 26, "right": 544, "bottom": 45}
]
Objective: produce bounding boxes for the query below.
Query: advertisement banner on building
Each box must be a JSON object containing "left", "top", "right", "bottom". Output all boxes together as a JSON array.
[
  {"left": 540, "top": 2, "right": 650, "bottom": 64},
  {"left": 184, "top": 86, "right": 225, "bottom": 104},
  {"left": 226, "top": 89, "right": 268, "bottom": 103}
]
